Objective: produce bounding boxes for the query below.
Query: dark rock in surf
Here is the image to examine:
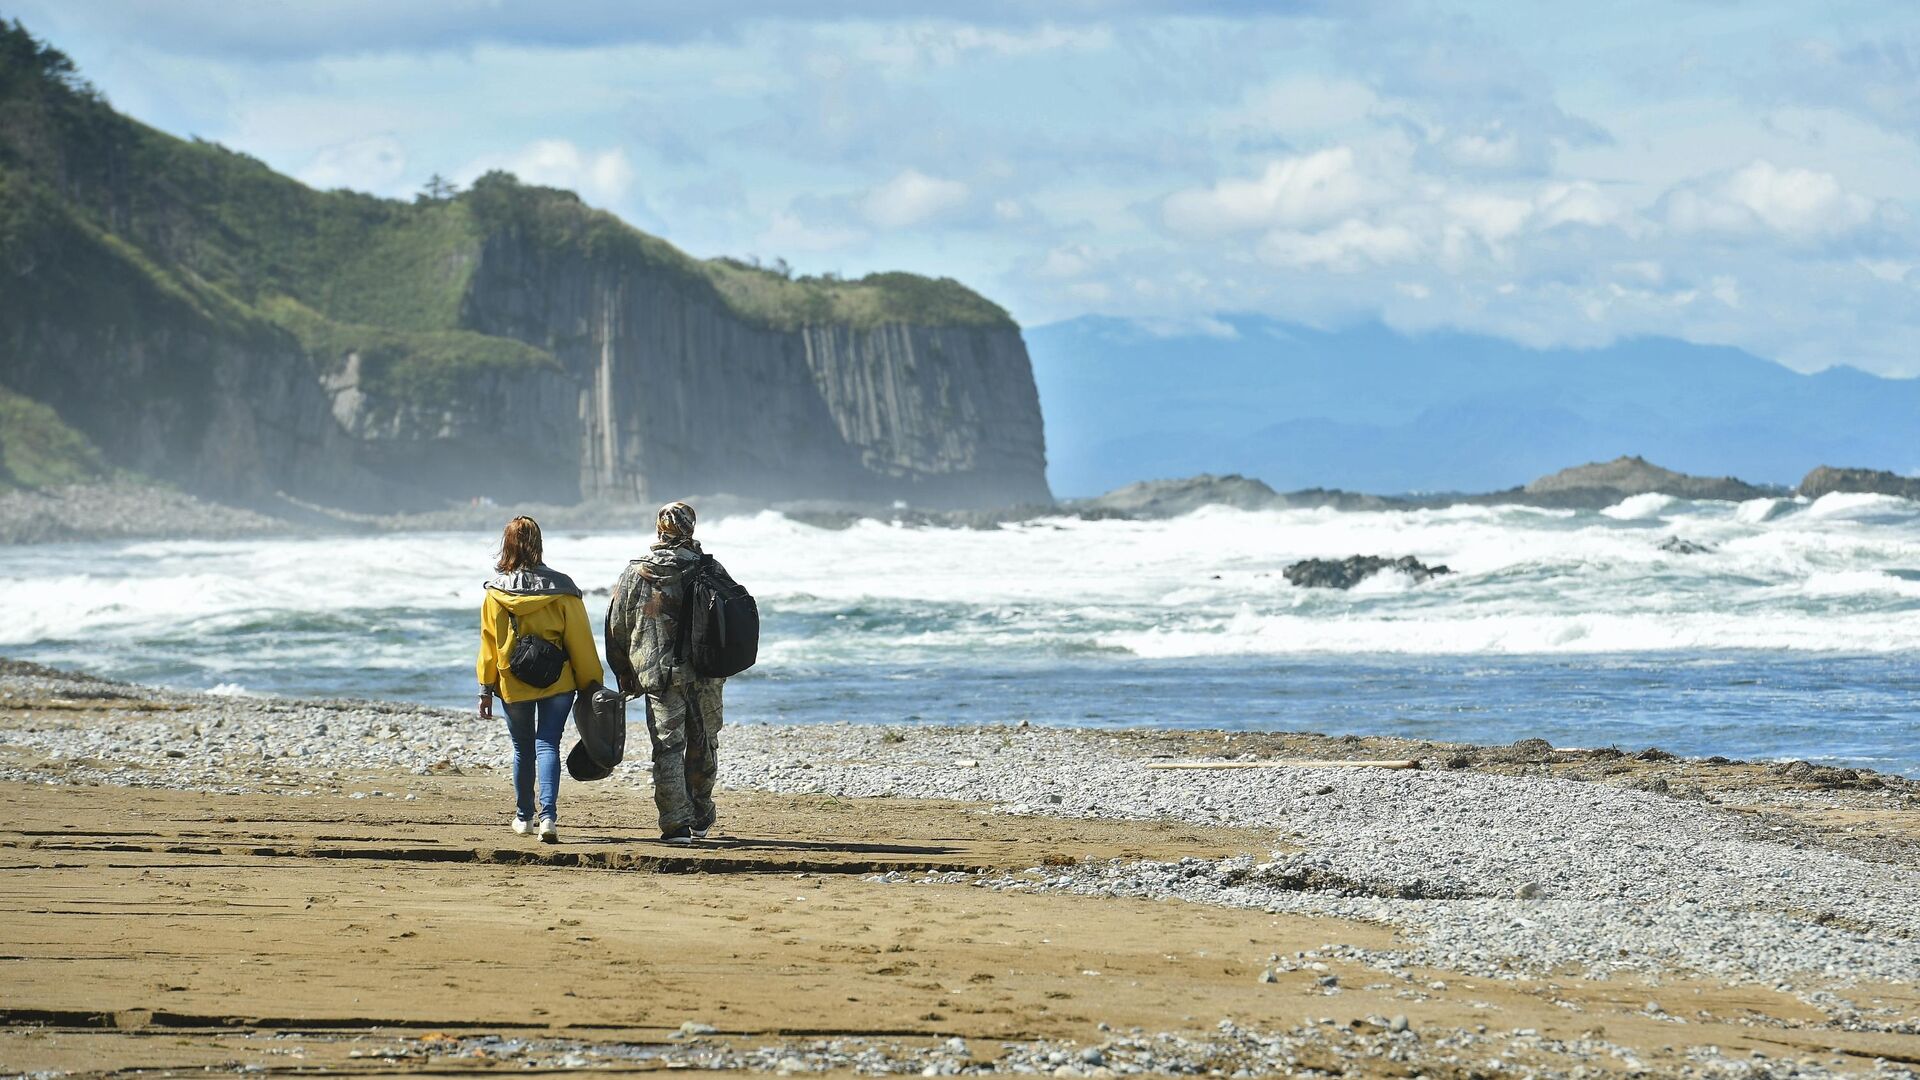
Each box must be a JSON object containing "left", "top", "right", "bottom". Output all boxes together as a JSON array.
[
  {"left": 1283, "top": 555, "right": 1452, "bottom": 590},
  {"left": 1658, "top": 536, "right": 1714, "bottom": 555}
]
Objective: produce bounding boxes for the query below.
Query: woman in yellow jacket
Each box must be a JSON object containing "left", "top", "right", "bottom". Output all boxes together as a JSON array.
[{"left": 476, "top": 516, "right": 604, "bottom": 843}]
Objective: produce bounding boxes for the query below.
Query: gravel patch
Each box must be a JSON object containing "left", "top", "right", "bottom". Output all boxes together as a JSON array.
[
  {"left": 261, "top": 1019, "right": 1917, "bottom": 1079},
  {"left": 725, "top": 725, "right": 1920, "bottom": 987},
  {"left": 0, "top": 484, "right": 289, "bottom": 544}
]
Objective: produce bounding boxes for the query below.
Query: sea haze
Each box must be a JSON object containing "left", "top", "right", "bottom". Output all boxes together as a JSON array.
[
  {"left": 8, "top": 495, "right": 1919, "bottom": 776},
  {"left": 1027, "top": 315, "right": 1920, "bottom": 497}
]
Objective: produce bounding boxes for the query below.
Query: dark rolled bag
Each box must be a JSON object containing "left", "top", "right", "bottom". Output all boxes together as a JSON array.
[
  {"left": 567, "top": 683, "right": 627, "bottom": 782},
  {"left": 505, "top": 611, "right": 568, "bottom": 688}
]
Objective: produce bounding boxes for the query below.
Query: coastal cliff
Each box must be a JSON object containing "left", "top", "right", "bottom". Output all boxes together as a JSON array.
[
  {"left": 458, "top": 217, "right": 1048, "bottom": 506},
  {"left": 0, "top": 23, "right": 1050, "bottom": 510}
]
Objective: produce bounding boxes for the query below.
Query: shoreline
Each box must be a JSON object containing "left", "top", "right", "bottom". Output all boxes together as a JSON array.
[{"left": 2, "top": 659, "right": 1917, "bottom": 1076}]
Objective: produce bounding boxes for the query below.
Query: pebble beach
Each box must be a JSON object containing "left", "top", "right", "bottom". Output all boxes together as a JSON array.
[{"left": 2, "top": 658, "right": 1917, "bottom": 1076}]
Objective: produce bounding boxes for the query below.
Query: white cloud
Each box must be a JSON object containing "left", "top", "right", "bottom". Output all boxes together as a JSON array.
[
  {"left": 296, "top": 133, "right": 408, "bottom": 194},
  {"left": 1038, "top": 244, "right": 1095, "bottom": 279},
  {"left": 1444, "top": 192, "right": 1534, "bottom": 244},
  {"left": 861, "top": 168, "right": 969, "bottom": 228},
  {"left": 1162, "top": 148, "right": 1378, "bottom": 236},
  {"left": 1664, "top": 160, "right": 1876, "bottom": 240},
  {"left": 1258, "top": 219, "right": 1421, "bottom": 272},
  {"left": 1711, "top": 276, "right": 1742, "bottom": 308},
  {"left": 1534, "top": 181, "right": 1627, "bottom": 230},
  {"left": 1616, "top": 260, "right": 1664, "bottom": 285},
  {"left": 1439, "top": 130, "right": 1523, "bottom": 170},
  {"left": 1212, "top": 75, "right": 1380, "bottom": 140},
  {"left": 757, "top": 211, "right": 867, "bottom": 254},
  {"left": 860, "top": 23, "right": 1114, "bottom": 73},
  {"left": 464, "top": 139, "right": 636, "bottom": 208},
  {"left": 1859, "top": 258, "right": 1913, "bottom": 284}
]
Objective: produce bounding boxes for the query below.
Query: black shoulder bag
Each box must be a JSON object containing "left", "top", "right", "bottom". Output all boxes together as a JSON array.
[{"left": 505, "top": 609, "right": 568, "bottom": 688}]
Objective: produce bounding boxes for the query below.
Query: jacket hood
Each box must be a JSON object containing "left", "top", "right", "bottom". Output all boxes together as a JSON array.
[
  {"left": 635, "top": 541, "right": 703, "bottom": 585},
  {"left": 485, "top": 564, "right": 582, "bottom": 613}
]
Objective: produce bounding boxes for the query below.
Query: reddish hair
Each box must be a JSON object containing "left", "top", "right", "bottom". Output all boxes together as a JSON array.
[{"left": 495, "top": 516, "right": 543, "bottom": 573}]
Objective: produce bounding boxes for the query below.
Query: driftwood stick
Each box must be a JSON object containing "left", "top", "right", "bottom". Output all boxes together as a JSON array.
[{"left": 1143, "top": 759, "right": 1420, "bottom": 771}]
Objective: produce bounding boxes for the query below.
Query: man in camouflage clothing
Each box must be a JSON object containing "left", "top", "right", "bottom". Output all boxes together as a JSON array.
[{"left": 605, "top": 501, "right": 727, "bottom": 844}]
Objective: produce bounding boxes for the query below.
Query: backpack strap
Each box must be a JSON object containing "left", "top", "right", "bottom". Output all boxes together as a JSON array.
[{"left": 670, "top": 555, "right": 711, "bottom": 670}]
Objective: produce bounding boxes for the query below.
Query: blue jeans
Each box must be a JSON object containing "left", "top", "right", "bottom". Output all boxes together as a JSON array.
[{"left": 502, "top": 691, "right": 573, "bottom": 822}]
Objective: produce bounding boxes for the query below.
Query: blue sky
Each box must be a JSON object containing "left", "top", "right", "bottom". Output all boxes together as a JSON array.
[{"left": 10, "top": 1, "right": 1920, "bottom": 374}]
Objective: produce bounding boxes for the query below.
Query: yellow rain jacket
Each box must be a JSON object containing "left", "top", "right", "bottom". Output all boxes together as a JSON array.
[{"left": 476, "top": 565, "right": 605, "bottom": 703}]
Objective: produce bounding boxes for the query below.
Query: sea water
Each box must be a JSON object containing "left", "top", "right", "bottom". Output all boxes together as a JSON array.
[{"left": 6, "top": 493, "right": 1919, "bottom": 775}]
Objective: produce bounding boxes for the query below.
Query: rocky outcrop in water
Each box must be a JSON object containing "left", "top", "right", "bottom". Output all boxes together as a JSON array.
[
  {"left": 1068, "top": 474, "right": 1281, "bottom": 517},
  {"left": 1517, "top": 456, "right": 1779, "bottom": 507},
  {"left": 1063, "top": 458, "right": 1797, "bottom": 520},
  {"left": 1064, "top": 475, "right": 1407, "bottom": 518},
  {"left": 1797, "top": 466, "right": 1920, "bottom": 501},
  {"left": 1283, "top": 556, "right": 1452, "bottom": 589}
]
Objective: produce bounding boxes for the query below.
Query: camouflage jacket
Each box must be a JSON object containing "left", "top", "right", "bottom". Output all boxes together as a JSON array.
[{"left": 605, "top": 540, "right": 728, "bottom": 696}]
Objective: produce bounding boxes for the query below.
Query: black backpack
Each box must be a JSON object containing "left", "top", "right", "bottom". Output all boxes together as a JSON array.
[
  {"left": 505, "top": 610, "right": 568, "bottom": 689},
  {"left": 674, "top": 555, "right": 759, "bottom": 679}
]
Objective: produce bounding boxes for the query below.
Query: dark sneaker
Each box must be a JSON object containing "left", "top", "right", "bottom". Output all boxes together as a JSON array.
[{"left": 662, "top": 826, "right": 694, "bottom": 846}]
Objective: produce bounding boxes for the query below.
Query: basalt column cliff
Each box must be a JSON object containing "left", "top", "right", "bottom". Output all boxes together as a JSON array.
[
  {"left": 460, "top": 216, "right": 1050, "bottom": 508},
  {"left": 0, "top": 24, "right": 1051, "bottom": 510}
]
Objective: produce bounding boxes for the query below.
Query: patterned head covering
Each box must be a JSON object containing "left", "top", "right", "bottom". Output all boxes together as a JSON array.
[{"left": 656, "top": 501, "right": 697, "bottom": 544}]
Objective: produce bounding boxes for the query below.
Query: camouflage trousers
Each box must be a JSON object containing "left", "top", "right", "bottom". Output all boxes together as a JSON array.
[{"left": 643, "top": 679, "right": 724, "bottom": 835}]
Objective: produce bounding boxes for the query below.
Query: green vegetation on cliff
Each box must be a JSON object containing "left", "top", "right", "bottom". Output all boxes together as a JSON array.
[
  {"left": 0, "top": 17, "right": 1013, "bottom": 432},
  {"left": 0, "top": 385, "right": 106, "bottom": 488},
  {"left": 466, "top": 169, "right": 1015, "bottom": 331},
  {"left": 262, "top": 296, "right": 562, "bottom": 401}
]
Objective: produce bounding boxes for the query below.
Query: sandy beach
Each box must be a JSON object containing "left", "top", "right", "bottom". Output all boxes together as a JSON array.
[{"left": 2, "top": 659, "right": 1918, "bottom": 1078}]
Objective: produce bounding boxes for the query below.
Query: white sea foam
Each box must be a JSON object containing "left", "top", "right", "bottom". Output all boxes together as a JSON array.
[
  {"left": 9, "top": 497, "right": 1920, "bottom": 662},
  {"left": 1601, "top": 492, "right": 1676, "bottom": 520},
  {"left": 1735, "top": 497, "right": 1795, "bottom": 523},
  {"left": 1806, "top": 491, "right": 1916, "bottom": 520}
]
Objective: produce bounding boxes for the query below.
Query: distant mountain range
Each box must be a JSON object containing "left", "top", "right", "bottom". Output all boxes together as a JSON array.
[{"left": 1025, "top": 315, "right": 1920, "bottom": 497}]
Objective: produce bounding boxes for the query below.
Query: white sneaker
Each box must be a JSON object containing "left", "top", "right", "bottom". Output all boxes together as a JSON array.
[
  {"left": 537, "top": 818, "right": 558, "bottom": 844},
  {"left": 511, "top": 817, "right": 532, "bottom": 835}
]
